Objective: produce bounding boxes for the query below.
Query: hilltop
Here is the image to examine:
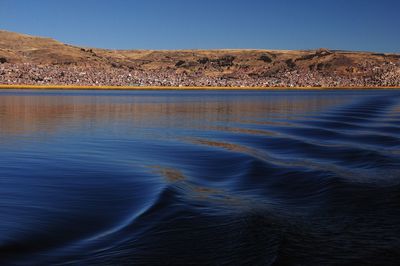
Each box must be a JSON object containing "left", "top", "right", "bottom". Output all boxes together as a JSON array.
[{"left": 0, "top": 30, "right": 399, "bottom": 87}]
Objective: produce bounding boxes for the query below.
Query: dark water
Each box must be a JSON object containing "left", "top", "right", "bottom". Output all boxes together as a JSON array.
[{"left": 0, "top": 89, "right": 400, "bottom": 265}]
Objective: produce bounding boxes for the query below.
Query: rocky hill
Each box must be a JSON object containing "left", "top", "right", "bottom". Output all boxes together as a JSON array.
[{"left": 0, "top": 30, "right": 399, "bottom": 87}]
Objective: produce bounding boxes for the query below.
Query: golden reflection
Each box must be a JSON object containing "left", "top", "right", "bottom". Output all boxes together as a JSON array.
[
  {"left": 0, "top": 92, "right": 347, "bottom": 137},
  {"left": 189, "top": 139, "right": 255, "bottom": 155},
  {"left": 188, "top": 137, "right": 399, "bottom": 185},
  {"left": 151, "top": 166, "right": 186, "bottom": 182},
  {"left": 150, "top": 165, "right": 259, "bottom": 209},
  {"left": 207, "top": 125, "right": 279, "bottom": 136}
]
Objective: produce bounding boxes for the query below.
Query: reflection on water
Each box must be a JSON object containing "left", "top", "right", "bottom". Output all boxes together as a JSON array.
[
  {"left": 0, "top": 90, "right": 346, "bottom": 137},
  {"left": 0, "top": 89, "right": 400, "bottom": 265}
]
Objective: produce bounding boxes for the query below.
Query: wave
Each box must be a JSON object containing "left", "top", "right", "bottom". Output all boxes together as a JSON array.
[{"left": 1, "top": 91, "right": 400, "bottom": 265}]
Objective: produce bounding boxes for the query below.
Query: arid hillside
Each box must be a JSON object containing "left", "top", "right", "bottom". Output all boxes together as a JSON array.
[{"left": 0, "top": 30, "right": 399, "bottom": 87}]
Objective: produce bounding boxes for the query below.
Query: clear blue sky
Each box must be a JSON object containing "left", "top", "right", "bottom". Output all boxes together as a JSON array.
[{"left": 0, "top": 0, "right": 399, "bottom": 52}]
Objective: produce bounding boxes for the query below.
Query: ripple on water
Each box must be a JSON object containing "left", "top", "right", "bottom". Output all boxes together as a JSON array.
[{"left": 0, "top": 90, "right": 400, "bottom": 265}]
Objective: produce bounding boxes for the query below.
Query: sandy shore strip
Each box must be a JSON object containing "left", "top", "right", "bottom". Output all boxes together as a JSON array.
[{"left": 0, "top": 84, "right": 399, "bottom": 90}]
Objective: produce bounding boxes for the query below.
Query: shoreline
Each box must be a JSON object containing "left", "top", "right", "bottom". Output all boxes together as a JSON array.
[{"left": 0, "top": 84, "right": 399, "bottom": 90}]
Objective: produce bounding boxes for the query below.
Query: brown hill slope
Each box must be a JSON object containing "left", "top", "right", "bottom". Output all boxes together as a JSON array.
[
  {"left": 0, "top": 30, "right": 399, "bottom": 87},
  {"left": 0, "top": 30, "right": 95, "bottom": 64}
]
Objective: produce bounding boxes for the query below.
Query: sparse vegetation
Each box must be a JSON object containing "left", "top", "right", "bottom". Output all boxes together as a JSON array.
[
  {"left": 212, "top": 55, "right": 235, "bottom": 67},
  {"left": 175, "top": 60, "right": 185, "bottom": 67},
  {"left": 259, "top": 54, "right": 272, "bottom": 63},
  {"left": 198, "top": 57, "right": 209, "bottom": 64},
  {"left": 285, "top": 59, "right": 296, "bottom": 69}
]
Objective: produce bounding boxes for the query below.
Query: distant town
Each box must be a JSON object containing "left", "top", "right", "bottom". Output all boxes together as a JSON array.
[
  {"left": 1, "top": 30, "right": 399, "bottom": 88},
  {"left": 1, "top": 60, "right": 399, "bottom": 88}
]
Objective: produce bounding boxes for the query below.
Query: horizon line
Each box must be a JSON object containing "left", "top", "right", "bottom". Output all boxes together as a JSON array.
[{"left": 2, "top": 29, "right": 399, "bottom": 55}]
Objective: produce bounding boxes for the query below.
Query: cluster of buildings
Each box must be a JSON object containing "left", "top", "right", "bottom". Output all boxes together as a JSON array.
[{"left": 0, "top": 61, "right": 399, "bottom": 87}]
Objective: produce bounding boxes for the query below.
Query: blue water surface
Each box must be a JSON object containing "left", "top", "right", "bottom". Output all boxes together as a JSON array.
[{"left": 0, "top": 89, "right": 399, "bottom": 265}]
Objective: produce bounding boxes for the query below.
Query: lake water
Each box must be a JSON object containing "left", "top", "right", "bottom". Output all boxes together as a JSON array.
[{"left": 0, "top": 89, "right": 399, "bottom": 265}]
